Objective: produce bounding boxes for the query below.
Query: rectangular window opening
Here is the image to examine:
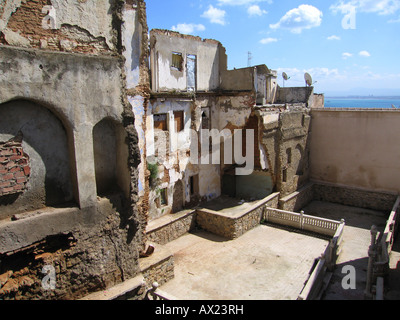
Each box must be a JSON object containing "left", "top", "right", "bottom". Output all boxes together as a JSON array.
[
  {"left": 160, "top": 188, "right": 168, "bottom": 206},
  {"left": 171, "top": 52, "right": 183, "bottom": 71},
  {"left": 154, "top": 113, "right": 168, "bottom": 131},
  {"left": 174, "top": 111, "right": 184, "bottom": 132}
]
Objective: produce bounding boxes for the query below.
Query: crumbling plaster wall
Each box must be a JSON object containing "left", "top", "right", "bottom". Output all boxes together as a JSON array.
[
  {"left": 0, "top": 0, "right": 118, "bottom": 54},
  {"left": 276, "top": 86, "right": 314, "bottom": 106},
  {"left": 150, "top": 29, "right": 223, "bottom": 92},
  {"left": 0, "top": 0, "right": 148, "bottom": 300},
  {"left": 0, "top": 46, "right": 127, "bottom": 210},
  {"left": 256, "top": 107, "right": 311, "bottom": 197},
  {"left": 143, "top": 96, "right": 222, "bottom": 220}
]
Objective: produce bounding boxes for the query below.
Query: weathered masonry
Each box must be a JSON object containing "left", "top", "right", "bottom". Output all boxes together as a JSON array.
[
  {"left": 0, "top": 0, "right": 332, "bottom": 300},
  {"left": 137, "top": 29, "right": 319, "bottom": 223},
  {"left": 0, "top": 0, "right": 149, "bottom": 300}
]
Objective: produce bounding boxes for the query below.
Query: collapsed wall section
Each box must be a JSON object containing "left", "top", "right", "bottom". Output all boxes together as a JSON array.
[{"left": 0, "top": 0, "right": 116, "bottom": 54}]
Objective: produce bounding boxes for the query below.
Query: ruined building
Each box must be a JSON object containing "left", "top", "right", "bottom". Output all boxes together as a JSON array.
[
  {"left": 141, "top": 29, "right": 321, "bottom": 223},
  {"left": 0, "top": 0, "right": 150, "bottom": 299},
  {"left": 1, "top": 0, "right": 398, "bottom": 301}
]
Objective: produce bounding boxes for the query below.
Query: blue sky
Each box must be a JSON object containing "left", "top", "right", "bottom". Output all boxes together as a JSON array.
[{"left": 146, "top": 0, "right": 400, "bottom": 96}]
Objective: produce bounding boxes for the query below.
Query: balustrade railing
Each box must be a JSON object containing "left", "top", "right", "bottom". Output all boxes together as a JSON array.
[
  {"left": 265, "top": 207, "right": 342, "bottom": 237},
  {"left": 365, "top": 196, "right": 400, "bottom": 299}
]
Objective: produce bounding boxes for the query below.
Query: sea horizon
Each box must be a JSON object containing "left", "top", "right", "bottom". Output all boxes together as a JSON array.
[{"left": 324, "top": 96, "right": 400, "bottom": 109}]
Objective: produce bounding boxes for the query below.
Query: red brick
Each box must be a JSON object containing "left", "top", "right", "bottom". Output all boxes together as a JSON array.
[
  {"left": 13, "top": 184, "right": 24, "bottom": 191},
  {"left": 16, "top": 177, "right": 27, "bottom": 184},
  {"left": 0, "top": 181, "right": 12, "bottom": 188},
  {"left": 23, "top": 166, "right": 31, "bottom": 176},
  {"left": 9, "top": 166, "right": 22, "bottom": 173},
  {"left": 14, "top": 171, "right": 25, "bottom": 178},
  {"left": 16, "top": 158, "right": 28, "bottom": 165},
  {"left": 6, "top": 162, "right": 16, "bottom": 169},
  {"left": 1, "top": 187, "right": 14, "bottom": 194},
  {"left": 10, "top": 155, "right": 23, "bottom": 161},
  {"left": 0, "top": 157, "right": 8, "bottom": 163},
  {"left": 0, "top": 150, "right": 12, "bottom": 156},
  {"left": 1, "top": 173, "right": 13, "bottom": 181}
]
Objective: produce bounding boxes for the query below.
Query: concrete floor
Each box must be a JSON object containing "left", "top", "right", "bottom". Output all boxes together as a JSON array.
[
  {"left": 301, "top": 201, "right": 389, "bottom": 300},
  {"left": 155, "top": 199, "right": 399, "bottom": 300},
  {"left": 159, "top": 224, "right": 329, "bottom": 300}
]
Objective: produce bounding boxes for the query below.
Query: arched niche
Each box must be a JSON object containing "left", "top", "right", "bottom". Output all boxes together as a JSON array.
[
  {"left": 0, "top": 99, "right": 75, "bottom": 219},
  {"left": 93, "top": 118, "right": 130, "bottom": 198}
]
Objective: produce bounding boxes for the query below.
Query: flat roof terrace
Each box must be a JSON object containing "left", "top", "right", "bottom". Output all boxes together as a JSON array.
[{"left": 159, "top": 224, "right": 329, "bottom": 300}]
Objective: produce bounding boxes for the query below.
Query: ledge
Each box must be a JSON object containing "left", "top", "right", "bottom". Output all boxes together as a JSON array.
[{"left": 80, "top": 275, "right": 145, "bottom": 300}]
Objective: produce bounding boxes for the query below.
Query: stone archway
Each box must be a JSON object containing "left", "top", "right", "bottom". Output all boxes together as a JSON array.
[{"left": 0, "top": 99, "right": 74, "bottom": 219}]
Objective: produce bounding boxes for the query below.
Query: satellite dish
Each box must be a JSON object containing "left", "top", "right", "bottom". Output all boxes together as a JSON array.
[
  {"left": 304, "top": 73, "right": 313, "bottom": 87},
  {"left": 282, "top": 72, "right": 289, "bottom": 81},
  {"left": 282, "top": 72, "right": 290, "bottom": 87}
]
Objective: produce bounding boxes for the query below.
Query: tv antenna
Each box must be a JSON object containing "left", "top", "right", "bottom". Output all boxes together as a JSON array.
[
  {"left": 247, "top": 52, "right": 252, "bottom": 67},
  {"left": 282, "top": 72, "right": 290, "bottom": 87},
  {"left": 304, "top": 73, "right": 313, "bottom": 87}
]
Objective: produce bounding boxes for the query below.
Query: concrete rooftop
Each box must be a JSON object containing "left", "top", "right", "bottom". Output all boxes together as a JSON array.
[
  {"left": 159, "top": 224, "right": 329, "bottom": 300},
  {"left": 155, "top": 200, "right": 400, "bottom": 300}
]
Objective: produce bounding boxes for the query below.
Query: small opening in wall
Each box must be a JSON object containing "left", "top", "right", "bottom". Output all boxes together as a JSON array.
[
  {"left": 154, "top": 113, "right": 168, "bottom": 131},
  {"left": 282, "top": 168, "right": 287, "bottom": 183},
  {"left": 171, "top": 52, "right": 183, "bottom": 71},
  {"left": 189, "top": 175, "right": 199, "bottom": 197},
  {"left": 174, "top": 111, "right": 184, "bottom": 132},
  {"left": 286, "top": 148, "right": 292, "bottom": 164},
  {"left": 160, "top": 188, "right": 168, "bottom": 206}
]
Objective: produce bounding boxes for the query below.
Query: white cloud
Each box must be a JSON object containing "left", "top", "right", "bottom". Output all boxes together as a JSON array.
[
  {"left": 342, "top": 52, "right": 353, "bottom": 59},
  {"left": 276, "top": 67, "right": 343, "bottom": 88},
  {"left": 201, "top": 5, "right": 227, "bottom": 25},
  {"left": 259, "top": 37, "right": 278, "bottom": 44},
  {"left": 171, "top": 23, "right": 206, "bottom": 35},
  {"left": 327, "top": 35, "right": 341, "bottom": 40},
  {"left": 269, "top": 5, "right": 323, "bottom": 33},
  {"left": 359, "top": 50, "right": 371, "bottom": 57},
  {"left": 248, "top": 5, "right": 268, "bottom": 16},
  {"left": 217, "top": 0, "right": 272, "bottom": 6},
  {"left": 331, "top": 0, "right": 400, "bottom": 16}
]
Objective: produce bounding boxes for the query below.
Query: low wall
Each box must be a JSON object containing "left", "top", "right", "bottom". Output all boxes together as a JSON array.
[
  {"left": 146, "top": 210, "right": 197, "bottom": 245},
  {"left": 297, "top": 217, "right": 345, "bottom": 300},
  {"left": 313, "top": 183, "right": 397, "bottom": 212},
  {"left": 279, "top": 182, "right": 314, "bottom": 212},
  {"left": 278, "top": 181, "right": 397, "bottom": 213},
  {"left": 196, "top": 192, "right": 279, "bottom": 240}
]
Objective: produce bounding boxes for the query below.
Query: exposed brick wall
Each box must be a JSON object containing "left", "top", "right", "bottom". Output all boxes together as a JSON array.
[
  {"left": 1, "top": 0, "right": 111, "bottom": 55},
  {"left": 0, "top": 140, "right": 30, "bottom": 197}
]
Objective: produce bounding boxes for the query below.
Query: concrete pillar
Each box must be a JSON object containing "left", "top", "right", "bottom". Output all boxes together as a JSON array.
[
  {"left": 365, "top": 225, "right": 378, "bottom": 299},
  {"left": 72, "top": 125, "right": 97, "bottom": 209}
]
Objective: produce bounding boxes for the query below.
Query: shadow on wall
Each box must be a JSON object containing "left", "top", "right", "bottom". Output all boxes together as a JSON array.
[
  {"left": 92, "top": 117, "right": 130, "bottom": 199},
  {"left": 0, "top": 99, "right": 75, "bottom": 219}
]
